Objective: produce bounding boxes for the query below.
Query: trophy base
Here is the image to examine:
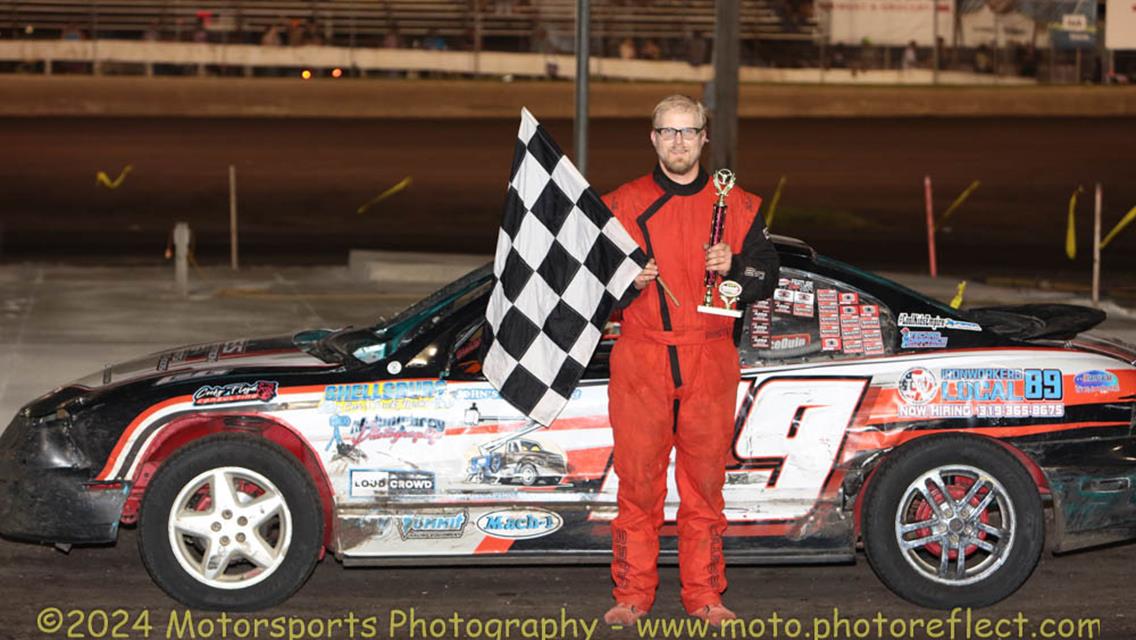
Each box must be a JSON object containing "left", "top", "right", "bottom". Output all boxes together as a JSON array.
[{"left": 697, "top": 304, "right": 743, "bottom": 318}]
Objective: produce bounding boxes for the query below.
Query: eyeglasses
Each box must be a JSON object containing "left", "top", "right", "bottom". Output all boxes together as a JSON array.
[{"left": 654, "top": 126, "right": 704, "bottom": 141}]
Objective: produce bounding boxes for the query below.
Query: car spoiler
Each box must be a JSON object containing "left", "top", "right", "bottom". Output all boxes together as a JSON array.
[{"left": 966, "top": 304, "right": 1106, "bottom": 341}]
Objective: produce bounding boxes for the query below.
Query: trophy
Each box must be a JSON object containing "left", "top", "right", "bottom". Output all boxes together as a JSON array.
[{"left": 697, "top": 169, "right": 744, "bottom": 318}]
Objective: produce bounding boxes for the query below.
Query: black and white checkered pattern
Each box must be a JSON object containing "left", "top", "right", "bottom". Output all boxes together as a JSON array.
[{"left": 484, "top": 108, "right": 647, "bottom": 425}]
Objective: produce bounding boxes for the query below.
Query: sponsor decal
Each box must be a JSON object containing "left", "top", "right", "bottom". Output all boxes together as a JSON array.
[
  {"left": 192, "top": 380, "right": 278, "bottom": 406},
  {"left": 349, "top": 469, "right": 436, "bottom": 498},
  {"left": 155, "top": 369, "right": 231, "bottom": 386},
  {"left": 838, "top": 292, "right": 860, "bottom": 305},
  {"left": 1074, "top": 370, "right": 1119, "bottom": 394},
  {"left": 859, "top": 304, "right": 886, "bottom": 356},
  {"left": 322, "top": 380, "right": 447, "bottom": 412},
  {"left": 897, "top": 312, "right": 982, "bottom": 332},
  {"left": 749, "top": 301, "right": 772, "bottom": 349},
  {"left": 771, "top": 333, "right": 811, "bottom": 350},
  {"left": 476, "top": 508, "right": 563, "bottom": 540},
  {"left": 900, "top": 328, "right": 948, "bottom": 349},
  {"left": 157, "top": 340, "right": 248, "bottom": 372},
  {"left": 897, "top": 367, "right": 1065, "bottom": 419},
  {"left": 397, "top": 510, "right": 469, "bottom": 540},
  {"left": 351, "top": 415, "right": 447, "bottom": 445},
  {"left": 773, "top": 289, "right": 794, "bottom": 303},
  {"left": 897, "top": 367, "right": 939, "bottom": 405},
  {"left": 791, "top": 290, "right": 815, "bottom": 318}
]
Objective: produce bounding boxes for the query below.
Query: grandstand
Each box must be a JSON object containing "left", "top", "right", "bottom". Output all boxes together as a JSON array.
[{"left": 1, "top": 0, "right": 814, "bottom": 49}]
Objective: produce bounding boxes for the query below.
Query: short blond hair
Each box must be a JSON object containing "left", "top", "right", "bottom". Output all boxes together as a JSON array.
[{"left": 652, "top": 94, "right": 709, "bottom": 129}]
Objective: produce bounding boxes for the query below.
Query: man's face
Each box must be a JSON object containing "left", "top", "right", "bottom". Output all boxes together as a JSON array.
[{"left": 650, "top": 108, "right": 707, "bottom": 179}]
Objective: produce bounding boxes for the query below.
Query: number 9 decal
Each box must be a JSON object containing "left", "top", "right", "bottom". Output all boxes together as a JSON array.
[{"left": 731, "top": 377, "right": 869, "bottom": 521}]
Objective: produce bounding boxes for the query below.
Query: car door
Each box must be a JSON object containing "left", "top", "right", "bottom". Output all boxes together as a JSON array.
[{"left": 717, "top": 268, "right": 898, "bottom": 548}]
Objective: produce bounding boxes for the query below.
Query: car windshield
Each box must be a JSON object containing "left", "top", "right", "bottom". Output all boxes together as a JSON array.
[
  {"left": 330, "top": 263, "right": 494, "bottom": 364},
  {"left": 815, "top": 255, "right": 961, "bottom": 317}
]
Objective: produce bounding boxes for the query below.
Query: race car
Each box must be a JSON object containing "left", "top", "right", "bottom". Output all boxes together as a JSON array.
[{"left": 1, "top": 235, "right": 1134, "bottom": 612}]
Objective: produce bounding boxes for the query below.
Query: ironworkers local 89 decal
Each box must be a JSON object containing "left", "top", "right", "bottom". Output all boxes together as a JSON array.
[{"left": 896, "top": 367, "right": 1065, "bottom": 419}]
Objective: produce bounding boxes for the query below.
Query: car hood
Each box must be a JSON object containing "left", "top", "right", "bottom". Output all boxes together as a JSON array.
[{"left": 68, "top": 333, "right": 337, "bottom": 389}]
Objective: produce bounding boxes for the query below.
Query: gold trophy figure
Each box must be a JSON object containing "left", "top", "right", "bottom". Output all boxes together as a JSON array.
[{"left": 697, "top": 169, "right": 744, "bottom": 318}]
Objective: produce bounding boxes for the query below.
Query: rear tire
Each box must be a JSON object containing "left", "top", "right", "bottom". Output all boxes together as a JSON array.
[
  {"left": 862, "top": 434, "right": 1044, "bottom": 609},
  {"left": 138, "top": 434, "right": 323, "bottom": 611}
]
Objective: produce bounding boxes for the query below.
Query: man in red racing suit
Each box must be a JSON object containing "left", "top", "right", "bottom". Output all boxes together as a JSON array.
[{"left": 602, "top": 95, "right": 779, "bottom": 626}]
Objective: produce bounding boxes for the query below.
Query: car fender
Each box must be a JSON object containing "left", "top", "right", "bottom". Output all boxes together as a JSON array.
[
  {"left": 851, "top": 432, "right": 1049, "bottom": 539},
  {"left": 122, "top": 412, "right": 336, "bottom": 549}
]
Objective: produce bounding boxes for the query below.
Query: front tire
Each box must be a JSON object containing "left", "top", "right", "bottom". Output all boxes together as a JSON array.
[
  {"left": 138, "top": 434, "right": 324, "bottom": 611},
  {"left": 862, "top": 434, "right": 1044, "bottom": 609}
]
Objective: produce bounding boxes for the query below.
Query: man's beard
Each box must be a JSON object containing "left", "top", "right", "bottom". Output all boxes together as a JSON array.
[{"left": 661, "top": 152, "right": 699, "bottom": 176}]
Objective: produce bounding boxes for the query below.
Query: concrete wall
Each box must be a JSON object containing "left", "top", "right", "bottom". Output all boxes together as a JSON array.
[{"left": 3, "top": 75, "right": 1136, "bottom": 118}]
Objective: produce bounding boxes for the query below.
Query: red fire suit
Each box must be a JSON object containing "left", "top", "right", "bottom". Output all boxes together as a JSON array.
[{"left": 603, "top": 166, "right": 779, "bottom": 613}]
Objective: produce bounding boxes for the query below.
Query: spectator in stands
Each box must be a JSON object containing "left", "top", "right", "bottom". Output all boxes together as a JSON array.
[
  {"left": 830, "top": 43, "right": 848, "bottom": 69},
  {"left": 423, "top": 29, "right": 448, "bottom": 51},
  {"left": 304, "top": 19, "right": 325, "bottom": 46},
  {"left": 619, "top": 37, "right": 637, "bottom": 60},
  {"left": 261, "top": 23, "right": 283, "bottom": 46},
  {"left": 383, "top": 25, "right": 403, "bottom": 49},
  {"left": 686, "top": 29, "right": 707, "bottom": 67},
  {"left": 974, "top": 43, "right": 993, "bottom": 74},
  {"left": 143, "top": 21, "right": 161, "bottom": 42},
  {"left": 858, "top": 37, "right": 876, "bottom": 72},
  {"left": 640, "top": 38, "right": 662, "bottom": 61},
  {"left": 902, "top": 40, "right": 917, "bottom": 71},
  {"left": 287, "top": 19, "right": 305, "bottom": 46},
  {"left": 192, "top": 17, "right": 209, "bottom": 44},
  {"left": 61, "top": 23, "right": 84, "bottom": 41},
  {"left": 1018, "top": 44, "right": 1038, "bottom": 78}
]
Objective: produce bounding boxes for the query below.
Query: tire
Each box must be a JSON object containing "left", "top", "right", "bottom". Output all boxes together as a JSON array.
[
  {"left": 517, "top": 462, "right": 539, "bottom": 486},
  {"left": 862, "top": 434, "right": 1044, "bottom": 609},
  {"left": 138, "top": 434, "right": 324, "bottom": 611}
]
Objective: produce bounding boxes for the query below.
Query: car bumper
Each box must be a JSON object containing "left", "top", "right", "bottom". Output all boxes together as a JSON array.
[
  {"left": 0, "top": 413, "right": 128, "bottom": 545},
  {"left": 1025, "top": 432, "right": 1136, "bottom": 553}
]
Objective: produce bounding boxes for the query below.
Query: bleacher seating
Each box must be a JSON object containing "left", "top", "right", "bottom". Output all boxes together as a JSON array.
[{"left": 1, "top": 0, "right": 815, "bottom": 47}]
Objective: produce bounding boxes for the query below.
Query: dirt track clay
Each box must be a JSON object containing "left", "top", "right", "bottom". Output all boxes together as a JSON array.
[{"left": 1, "top": 116, "right": 1134, "bottom": 287}]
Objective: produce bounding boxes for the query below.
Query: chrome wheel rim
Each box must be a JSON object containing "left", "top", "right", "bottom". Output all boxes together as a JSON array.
[
  {"left": 167, "top": 466, "right": 293, "bottom": 590},
  {"left": 893, "top": 464, "right": 1015, "bottom": 586}
]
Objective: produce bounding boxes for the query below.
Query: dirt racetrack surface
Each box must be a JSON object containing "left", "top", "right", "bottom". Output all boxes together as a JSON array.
[
  {"left": 1, "top": 116, "right": 1135, "bottom": 287},
  {"left": 1, "top": 526, "right": 1135, "bottom": 639}
]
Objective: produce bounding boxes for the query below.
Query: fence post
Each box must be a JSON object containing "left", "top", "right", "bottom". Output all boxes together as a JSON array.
[
  {"left": 1092, "top": 183, "right": 1101, "bottom": 306},
  {"left": 229, "top": 165, "right": 239, "bottom": 271},
  {"left": 174, "top": 222, "right": 191, "bottom": 297},
  {"left": 924, "top": 176, "right": 937, "bottom": 277}
]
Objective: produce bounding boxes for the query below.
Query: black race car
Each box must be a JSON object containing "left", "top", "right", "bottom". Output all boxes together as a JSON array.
[{"left": 2, "top": 236, "right": 1134, "bottom": 611}]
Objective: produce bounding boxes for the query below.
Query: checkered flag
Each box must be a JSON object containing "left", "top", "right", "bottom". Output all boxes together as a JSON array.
[{"left": 484, "top": 108, "right": 647, "bottom": 425}]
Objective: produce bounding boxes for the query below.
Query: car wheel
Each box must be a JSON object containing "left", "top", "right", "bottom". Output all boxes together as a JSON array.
[
  {"left": 862, "top": 434, "right": 1043, "bottom": 609},
  {"left": 138, "top": 434, "right": 324, "bottom": 611},
  {"left": 518, "top": 463, "right": 539, "bottom": 486}
]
